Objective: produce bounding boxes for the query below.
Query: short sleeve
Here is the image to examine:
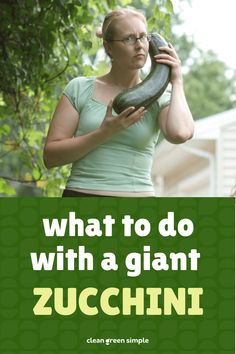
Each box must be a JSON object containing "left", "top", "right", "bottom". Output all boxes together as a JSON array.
[
  {"left": 63, "top": 77, "right": 81, "bottom": 112},
  {"left": 158, "top": 84, "right": 171, "bottom": 110}
]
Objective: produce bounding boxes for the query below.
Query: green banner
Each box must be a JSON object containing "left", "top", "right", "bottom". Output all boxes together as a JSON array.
[{"left": 0, "top": 198, "right": 235, "bottom": 354}]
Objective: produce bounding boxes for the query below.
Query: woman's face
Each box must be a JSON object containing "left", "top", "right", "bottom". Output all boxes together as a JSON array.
[{"left": 107, "top": 16, "right": 149, "bottom": 70}]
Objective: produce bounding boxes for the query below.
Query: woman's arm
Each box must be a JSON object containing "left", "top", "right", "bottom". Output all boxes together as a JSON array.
[
  {"left": 43, "top": 95, "right": 146, "bottom": 168},
  {"left": 155, "top": 43, "right": 195, "bottom": 144}
]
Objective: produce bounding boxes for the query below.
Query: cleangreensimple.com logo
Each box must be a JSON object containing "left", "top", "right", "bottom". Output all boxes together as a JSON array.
[{"left": 86, "top": 337, "right": 150, "bottom": 345}]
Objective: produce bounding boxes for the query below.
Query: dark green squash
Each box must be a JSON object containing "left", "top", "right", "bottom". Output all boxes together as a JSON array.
[{"left": 112, "top": 33, "right": 170, "bottom": 114}]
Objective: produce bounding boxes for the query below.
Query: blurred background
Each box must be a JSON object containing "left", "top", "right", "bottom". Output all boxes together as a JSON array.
[{"left": 0, "top": 0, "right": 235, "bottom": 196}]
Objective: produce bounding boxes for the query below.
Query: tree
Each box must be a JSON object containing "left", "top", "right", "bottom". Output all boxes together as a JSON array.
[
  {"left": 170, "top": 9, "right": 236, "bottom": 119},
  {"left": 183, "top": 50, "right": 236, "bottom": 119}
]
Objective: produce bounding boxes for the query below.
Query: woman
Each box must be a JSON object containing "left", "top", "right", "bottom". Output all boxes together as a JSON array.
[{"left": 43, "top": 8, "right": 194, "bottom": 197}]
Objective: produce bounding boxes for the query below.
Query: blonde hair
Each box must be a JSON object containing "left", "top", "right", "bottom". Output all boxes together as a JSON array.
[{"left": 96, "top": 8, "right": 147, "bottom": 40}]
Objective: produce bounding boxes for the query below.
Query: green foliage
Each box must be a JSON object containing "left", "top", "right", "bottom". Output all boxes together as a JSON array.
[
  {"left": 170, "top": 11, "right": 236, "bottom": 120},
  {"left": 133, "top": 0, "right": 173, "bottom": 36},
  {"left": 182, "top": 50, "right": 236, "bottom": 119}
]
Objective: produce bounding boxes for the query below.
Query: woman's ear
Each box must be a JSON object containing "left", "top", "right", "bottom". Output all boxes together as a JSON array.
[{"left": 103, "top": 40, "right": 113, "bottom": 59}]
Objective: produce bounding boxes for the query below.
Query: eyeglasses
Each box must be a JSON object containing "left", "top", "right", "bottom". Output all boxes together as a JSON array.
[{"left": 108, "top": 33, "right": 150, "bottom": 46}]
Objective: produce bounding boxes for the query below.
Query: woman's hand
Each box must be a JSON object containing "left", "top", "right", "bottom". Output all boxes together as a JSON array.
[
  {"left": 43, "top": 96, "right": 147, "bottom": 168},
  {"left": 154, "top": 43, "right": 182, "bottom": 84},
  {"left": 100, "top": 100, "right": 146, "bottom": 135}
]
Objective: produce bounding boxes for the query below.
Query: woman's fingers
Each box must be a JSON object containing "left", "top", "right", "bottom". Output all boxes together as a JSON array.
[
  {"left": 116, "top": 106, "right": 146, "bottom": 127},
  {"left": 157, "top": 44, "right": 179, "bottom": 59},
  {"left": 126, "top": 106, "right": 146, "bottom": 124},
  {"left": 155, "top": 54, "right": 181, "bottom": 64},
  {"left": 104, "top": 104, "right": 146, "bottom": 131},
  {"left": 118, "top": 106, "right": 136, "bottom": 117},
  {"left": 154, "top": 50, "right": 181, "bottom": 68},
  {"left": 155, "top": 52, "right": 179, "bottom": 60}
]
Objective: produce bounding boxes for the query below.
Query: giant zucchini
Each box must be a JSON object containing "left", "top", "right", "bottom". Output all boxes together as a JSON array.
[{"left": 112, "top": 33, "right": 170, "bottom": 114}]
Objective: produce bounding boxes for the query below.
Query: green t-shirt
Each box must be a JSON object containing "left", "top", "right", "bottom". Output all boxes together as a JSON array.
[{"left": 63, "top": 76, "right": 170, "bottom": 192}]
